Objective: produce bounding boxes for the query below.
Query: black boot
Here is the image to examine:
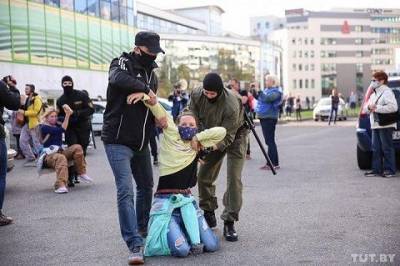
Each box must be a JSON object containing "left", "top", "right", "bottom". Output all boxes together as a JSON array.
[
  {"left": 223, "top": 221, "right": 238, "bottom": 242},
  {"left": 203, "top": 210, "right": 217, "bottom": 228}
]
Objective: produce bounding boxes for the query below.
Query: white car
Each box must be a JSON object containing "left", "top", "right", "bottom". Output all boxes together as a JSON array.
[
  {"left": 90, "top": 98, "right": 173, "bottom": 135},
  {"left": 313, "top": 97, "right": 348, "bottom": 121}
]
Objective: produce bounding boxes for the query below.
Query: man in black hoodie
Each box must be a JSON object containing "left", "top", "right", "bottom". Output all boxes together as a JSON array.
[
  {"left": 56, "top": 76, "right": 94, "bottom": 155},
  {"left": 102, "top": 31, "right": 165, "bottom": 265},
  {"left": 0, "top": 80, "right": 21, "bottom": 226}
]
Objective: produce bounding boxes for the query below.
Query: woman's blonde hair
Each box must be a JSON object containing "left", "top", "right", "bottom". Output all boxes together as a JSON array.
[
  {"left": 41, "top": 107, "right": 58, "bottom": 123},
  {"left": 265, "top": 74, "right": 280, "bottom": 87}
]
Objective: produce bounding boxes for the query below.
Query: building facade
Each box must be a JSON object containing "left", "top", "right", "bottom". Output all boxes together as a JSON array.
[
  {"left": 267, "top": 8, "right": 400, "bottom": 100},
  {"left": 0, "top": 0, "right": 265, "bottom": 101}
]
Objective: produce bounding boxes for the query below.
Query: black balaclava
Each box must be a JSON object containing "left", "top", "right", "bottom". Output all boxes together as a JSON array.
[
  {"left": 135, "top": 48, "right": 157, "bottom": 68},
  {"left": 203, "top": 73, "right": 224, "bottom": 103},
  {"left": 61, "top": 75, "right": 74, "bottom": 96}
]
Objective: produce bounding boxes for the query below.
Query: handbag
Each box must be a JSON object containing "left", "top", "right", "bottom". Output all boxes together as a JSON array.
[
  {"left": 374, "top": 92, "right": 399, "bottom": 126},
  {"left": 16, "top": 112, "right": 25, "bottom": 127}
]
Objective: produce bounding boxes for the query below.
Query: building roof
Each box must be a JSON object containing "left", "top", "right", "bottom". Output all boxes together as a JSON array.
[{"left": 171, "top": 5, "right": 225, "bottom": 14}]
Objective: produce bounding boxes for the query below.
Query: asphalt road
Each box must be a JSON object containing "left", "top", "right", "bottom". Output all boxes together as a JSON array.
[{"left": 1, "top": 119, "right": 399, "bottom": 265}]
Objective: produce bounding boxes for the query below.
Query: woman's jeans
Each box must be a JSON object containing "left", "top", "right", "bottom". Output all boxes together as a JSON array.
[
  {"left": 104, "top": 144, "right": 154, "bottom": 251},
  {"left": 0, "top": 138, "right": 7, "bottom": 210},
  {"left": 328, "top": 107, "right": 338, "bottom": 125},
  {"left": 154, "top": 195, "right": 219, "bottom": 257},
  {"left": 371, "top": 128, "right": 396, "bottom": 174},
  {"left": 259, "top": 118, "right": 279, "bottom": 166}
]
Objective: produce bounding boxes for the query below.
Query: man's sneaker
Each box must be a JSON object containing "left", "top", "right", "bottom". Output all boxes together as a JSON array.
[
  {"left": 0, "top": 211, "right": 13, "bottom": 226},
  {"left": 203, "top": 210, "right": 217, "bottom": 228},
  {"left": 364, "top": 171, "right": 381, "bottom": 177},
  {"left": 54, "top": 186, "right": 68, "bottom": 194},
  {"left": 383, "top": 171, "right": 396, "bottom": 178},
  {"left": 78, "top": 174, "right": 93, "bottom": 183},
  {"left": 128, "top": 246, "right": 144, "bottom": 265},
  {"left": 223, "top": 221, "right": 238, "bottom": 242},
  {"left": 24, "top": 159, "right": 36, "bottom": 167},
  {"left": 190, "top": 243, "right": 204, "bottom": 255}
]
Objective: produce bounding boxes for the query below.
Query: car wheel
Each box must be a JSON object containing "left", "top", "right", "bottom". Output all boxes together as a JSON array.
[
  {"left": 343, "top": 117, "right": 347, "bottom": 121},
  {"left": 357, "top": 146, "right": 372, "bottom": 170}
]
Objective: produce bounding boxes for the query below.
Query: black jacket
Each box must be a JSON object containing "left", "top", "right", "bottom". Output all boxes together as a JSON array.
[
  {"left": 101, "top": 52, "right": 159, "bottom": 151},
  {"left": 0, "top": 81, "right": 20, "bottom": 139},
  {"left": 57, "top": 90, "right": 94, "bottom": 127}
]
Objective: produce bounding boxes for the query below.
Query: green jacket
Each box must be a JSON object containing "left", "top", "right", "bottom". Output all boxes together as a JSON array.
[
  {"left": 189, "top": 87, "right": 244, "bottom": 152},
  {"left": 144, "top": 194, "right": 199, "bottom": 256},
  {"left": 142, "top": 95, "right": 226, "bottom": 176}
]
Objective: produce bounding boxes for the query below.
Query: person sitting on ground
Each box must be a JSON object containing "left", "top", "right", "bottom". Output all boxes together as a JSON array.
[
  {"left": 37, "top": 105, "right": 92, "bottom": 194},
  {"left": 126, "top": 92, "right": 226, "bottom": 259}
]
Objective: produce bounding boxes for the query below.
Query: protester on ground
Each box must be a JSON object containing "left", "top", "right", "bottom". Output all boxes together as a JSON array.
[
  {"left": 364, "top": 71, "right": 398, "bottom": 178},
  {"left": 0, "top": 80, "right": 21, "bottom": 226},
  {"left": 190, "top": 72, "right": 247, "bottom": 242},
  {"left": 38, "top": 107, "right": 92, "bottom": 194},
  {"left": 57, "top": 76, "right": 94, "bottom": 156},
  {"left": 328, "top": 89, "right": 340, "bottom": 125},
  {"left": 101, "top": 31, "right": 166, "bottom": 265},
  {"left": 255, "top": 74, "right": 282, "bottom": 170},
  {"left": 126, "top": 91, "right": 225, "bottom": 257},
  {"left": 19, "top": 84, "right": 43, "bottom": 166}
]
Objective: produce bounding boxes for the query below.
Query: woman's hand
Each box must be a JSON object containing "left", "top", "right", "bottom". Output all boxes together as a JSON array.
[
  {"left": 190, "top": 136, "right": 201, "bottom": 151},
  {"left": 63, "top": 104, "right": 73, "bottom": 116},
  {"left": 127, "top": 92, "right": 145, "bottom": 104}
]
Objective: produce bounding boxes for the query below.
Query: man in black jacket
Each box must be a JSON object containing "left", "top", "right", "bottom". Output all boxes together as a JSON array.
[
  {"left": 57, "top": 76, "right": 94, "bottom": 155},
  {"left": 102, "top": 31, "right": 165, "bottom": 265},
  {"left": 0, "top": 80, "right": 21, "bottom": 226}
]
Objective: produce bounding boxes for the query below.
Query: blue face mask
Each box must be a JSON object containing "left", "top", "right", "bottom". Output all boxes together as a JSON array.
[{"left": 178, "top": 126, "right": 198, "bottom": 141}]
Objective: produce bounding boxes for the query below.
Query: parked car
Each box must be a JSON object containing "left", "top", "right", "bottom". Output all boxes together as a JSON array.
[
  {"left": 313, "top": 97, "right": 348, "bottom": 121},
  {"left": 90, "top": 98, "right": 173, "bottom": 135},
  {"left": 356, "top": 77, "right": 400, "bottom": 169},
  {"left": 5, "top": 127, "right": 16, "bottom": 172}
]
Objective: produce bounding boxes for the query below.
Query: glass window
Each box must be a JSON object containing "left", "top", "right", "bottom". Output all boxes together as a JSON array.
[
  {"left": 310, "top": 38, "right": 314, "bottom": 45},
  {"left": 29, "top": 1, "right": 48, "bottom": 65},
  {"left": 292, "top": 64, "right": 296, "bottom": 71},
  {"left": 310, "top": 64, "right": 315, "bottom": 71},
  {"left": 45, "top": 0, "right": 60, "bottom": 7},
  {"left": 111, "top": 0, "right": 119, "bottom": 22},
  {"left": 305, "top": 64, "right": 309, "bottom": 71},
  {"left": 292, "top": 38, "right": 296, "bottom": 44},
  {"left": 298, "top": 64, "right": 302, "bottom": 71},
  {"left": 75, "top": 14, "right": 89, "bottom": 68},
  {"left": 310, "top": 50, "right": 314, "bottom": 58},
  {"left": 88, "top": 17, "right": 102, "bottom": 70},
  {"left": 299, "top": 79, "right": 303, "bottom": 89},
  {"left": 293, "top": 79, "right": 297, "bottom": 89},
  {"left": 0, "top": 0, "right": 12, "bottom": 61},
  {"left": 305, "top": 38, "right": 308, "bottom": 45},
  {"left": 127, "top": 7, "right": 134, "bottom": 26},
  {"left": 88, "top": 0, "right": 100, "bottom": 17},
  {"left": 101, "top": 20, "right": 113, "bottom": 70},
  {"left": 100, "top": 0, "right": 111, "bottom": 20},
  {"left": 60, "top": 0, "right": 74, "bottom": 10},
  {"left": 119, "top": 5, "right": 127, "bottom": 24},
  {"left": 45, "top": 5, "right": 62, "bottom": 66},
  {"left": 61, "top": 9, "right": 77, "bottom": 67},
  {"left": 311, "top": 79, "right": 315, "bottom": 89},
  {"left": 10, "top": 0, "right": 29, "bottom": 62},
  {"left": 305, "top": 79, "right": 309, "bottom": 88},
  {"left": 75, "top": 0, "right": 88, "bottom": 14}
]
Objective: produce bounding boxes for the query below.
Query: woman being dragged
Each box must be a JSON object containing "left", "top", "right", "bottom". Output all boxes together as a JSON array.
[
  {"left": 37, "top": 105, "right": 92, "bottom": 194},
  {"left": 126, "top": 92, "right": 226, "bottom": 259}
]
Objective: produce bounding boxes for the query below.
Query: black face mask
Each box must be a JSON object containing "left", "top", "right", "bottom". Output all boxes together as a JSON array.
[
  {"left": 62, "top": 85, "right": 73, "bottom": 96},
  {"left": 136, "top": 49, "right": 157, "bottom": 67}
]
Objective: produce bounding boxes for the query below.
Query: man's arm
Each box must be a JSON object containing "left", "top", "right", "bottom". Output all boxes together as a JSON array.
[
  {"left": 257, "top": 90, "right": 281, "bottom": 103},
  {"left": 0, "top": 81, "right": 20, "bottom": 111},
  {"left": 108, "top": 57, "right": 150, "bottom": 95},
  {"left": 215, "top": 110, "right": 240, "bottom": 152},
  {"left": 74, "top": 93, "right": 94, "bottom": 119}
]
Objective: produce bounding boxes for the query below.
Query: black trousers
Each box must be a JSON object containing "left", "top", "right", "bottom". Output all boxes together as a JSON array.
[{"left": 65, "top": 123, "right": 91, "bottom": 155}]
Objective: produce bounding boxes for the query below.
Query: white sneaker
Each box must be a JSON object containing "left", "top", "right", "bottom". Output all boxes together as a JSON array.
[
  {"left": 78, "top": 174, "right": 93, "bottom": 183},
  {"left": 54, "top": 186, "right": 68, "bottom": 194}
]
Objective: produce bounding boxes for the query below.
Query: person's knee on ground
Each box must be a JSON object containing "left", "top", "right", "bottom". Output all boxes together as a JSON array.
[{"left": 167, "top": 218, "right": 191, "bottom": 257}]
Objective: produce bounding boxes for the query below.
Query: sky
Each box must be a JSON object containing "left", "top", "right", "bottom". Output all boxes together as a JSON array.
[{"left": 141, "top": 0, "right": 400, "bottom": 36}]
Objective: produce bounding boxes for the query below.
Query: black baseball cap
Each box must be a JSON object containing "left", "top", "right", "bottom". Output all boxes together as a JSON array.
[{"left": 135, "top": 31, "right": 165, "bottom": 54}]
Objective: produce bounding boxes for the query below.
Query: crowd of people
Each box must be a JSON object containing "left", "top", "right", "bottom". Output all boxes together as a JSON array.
[{"left": 2, "top": 30, "right": 391, "bottom": 266}]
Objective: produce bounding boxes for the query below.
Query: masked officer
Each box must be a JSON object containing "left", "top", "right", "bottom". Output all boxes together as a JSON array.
[
  {"left": 189, "top": 72, "right": 248, "bottom": 242},
  {"left": 56, "top": 76, "right": 94, "bottom": 155},
  {"left": 102, "top": 31, "right": 165, "bottom": 265}
]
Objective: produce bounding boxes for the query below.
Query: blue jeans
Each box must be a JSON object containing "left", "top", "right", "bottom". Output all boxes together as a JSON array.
[
  {"left": 371, "top": 128, "right": 396, "bottom": 174},
  {"left": 154, "top": 195, "right": 219, "bottom": 257},
  {"left": 328, "top": 107, "right": 338, "bottom": 125},
  {"left": 0, "top": 138, "right": 7, "bottom": 210},
  {"left": 259, "top": 118, "right": 279, "bottom": 166},
  {"left": 104, "top": 144, "right": 154, "bottom": 251}
]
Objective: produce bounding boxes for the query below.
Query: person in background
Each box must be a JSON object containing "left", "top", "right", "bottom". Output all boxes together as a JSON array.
[
  {"left": 255, "top": 74, "right": 282, "bottom": 170},
  {"left": 0, "top": 80, "right": 21, "bottom": 226},
  {"left": 349, "top": 91, "right": 357, "bottom": 116},
  {"left": 364, "top": 71, "right": 398, "bottom": 178},
  {"left": 169, "top": 83, "right": 189, "bottom": 121},
  {"left": 306, "top": 96, "right": 311, "bottom": 110},
  {"left": 57, "top": 76, "right": 94, "bottom": 156},
  {"left": 2, "top": 76, "right": 24, "bottom": 160},
  {"left": 328, "top": 88, "right": 340, "bottom": 126},
  {"left": 19, "top": 84, "right": 43, "bottom": 167},
  {"left": 229, "top": 78, "right": 252, "bottom": 160},
  {"left": 295, "top": 96, "right": 302, "bottom": 121},
  {"left": 38, "top": 106, "right": 92, "bottom": 194}
]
